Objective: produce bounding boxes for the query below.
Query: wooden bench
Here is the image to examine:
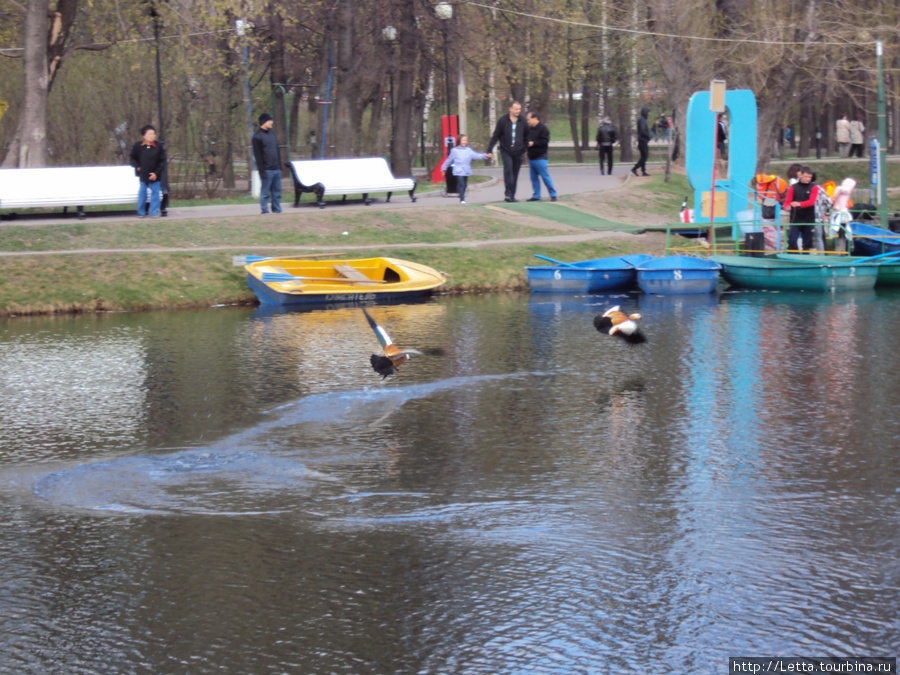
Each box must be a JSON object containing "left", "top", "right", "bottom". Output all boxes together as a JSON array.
[
  {"left": 285, "top": 157, "right": 417, "bottom": 208},
  {"left": 0, "top": 166, "right": 140, "bottom": 219}
]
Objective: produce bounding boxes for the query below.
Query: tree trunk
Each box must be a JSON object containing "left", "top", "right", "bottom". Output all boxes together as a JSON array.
[
  {"left": 565, "top": 26, "right": 582, "bottom": 163},
  {"left": 580, "top": 82, "right": 594, "bottom": 149},
  {"left": 334, "top": 0, "right": 356, "bottom": 157},
  {"left": 391, "top": 0, "right": 417, "bottom": 177},
  {"left": 3, "top": 0, "right": 50, "bottom": 167},
  {"left": 798, "top": 96, "right": 813, "bottom": 158}
]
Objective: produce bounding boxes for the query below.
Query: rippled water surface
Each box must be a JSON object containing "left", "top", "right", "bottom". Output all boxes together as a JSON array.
[{"left": 1, "top": 291, "right": 898, "bottom": 673}]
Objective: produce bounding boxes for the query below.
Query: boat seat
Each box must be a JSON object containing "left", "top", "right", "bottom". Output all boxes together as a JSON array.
[
  {"left": 285, "top": 157, "right": 418, "bottom": 208},
  {"left": 333, "top": 264, "right": 378, "bottom": 284},
  {"left": 0, "top": 166, "right": 140, "bottom": 219}
]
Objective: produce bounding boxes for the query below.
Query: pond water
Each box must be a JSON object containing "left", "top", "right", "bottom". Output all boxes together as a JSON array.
[{"left": 0, "top": 290, "right": 898, "bottom": 673}]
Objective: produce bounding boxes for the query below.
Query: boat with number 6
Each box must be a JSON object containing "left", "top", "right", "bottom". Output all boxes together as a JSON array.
[
  {"left": 525, "top": 253, "right": 653, "bottom": 293},
  {"left": 243, "top": 256, "right": 447, "bottom": 306}
]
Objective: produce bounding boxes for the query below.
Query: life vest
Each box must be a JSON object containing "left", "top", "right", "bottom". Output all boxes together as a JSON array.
[{"left": 754, "top": 174, "right": 787, "bottom": 204}]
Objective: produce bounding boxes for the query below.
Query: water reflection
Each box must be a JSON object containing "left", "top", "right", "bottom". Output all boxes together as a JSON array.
[{"left": 0, "top": 292, "right": 898, "bottom": 673}]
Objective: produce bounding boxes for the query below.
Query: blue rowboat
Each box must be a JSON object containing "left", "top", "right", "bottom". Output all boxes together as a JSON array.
[
  {"left": 525, "top": 254, "right": 652, "bottom": 293},
  {"left": 712, "top": 255, "right": 878, "bottom": 292},
  {"left": 849, "top": 221, "right": 900, "bottom": 257},
  {"left": 635, "top": 255, "right": 721, "bottom": 294}
]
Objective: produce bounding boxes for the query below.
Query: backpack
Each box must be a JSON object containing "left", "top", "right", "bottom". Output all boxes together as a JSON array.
[{"left": 814, "top": 186, "right": 833, "bottom": 222}]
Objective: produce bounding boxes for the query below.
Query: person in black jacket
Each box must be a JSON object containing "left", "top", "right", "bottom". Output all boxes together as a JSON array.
[
  {"left": 631, "top": 107, "right": 651, "bottom": 176},
  {"left": 252, "top": 112, "right": 282, "bottom": 214},
  {"left": 129, "top": 124, "right": 167, "bottom": 217},
  {"left": 595, "top": 117, "right": 618, "bottom": 175},
  {"left": 487, "top": 101, "right": 527, "bottom": 202},
  {"left": 525, "top": 111, "right": 557, "bottom": 202}
]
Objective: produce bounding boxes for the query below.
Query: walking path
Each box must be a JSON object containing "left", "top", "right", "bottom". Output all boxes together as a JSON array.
[{"left": 0, "top": 162, "right": 658, "bottom": 227}]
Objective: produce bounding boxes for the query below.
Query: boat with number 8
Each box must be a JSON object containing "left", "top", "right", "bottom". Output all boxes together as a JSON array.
[{"left": 635, "top": 255, "right": 722, "bottom": 294}]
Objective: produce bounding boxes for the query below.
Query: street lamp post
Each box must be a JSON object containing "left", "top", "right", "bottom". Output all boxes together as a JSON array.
[
  {"left": 144, "top": 0, "right": 169, "bottom": 215},
  {"left": 382, "top": 26, "right": 397, "bottom": 170},
  {"left": 435, "top": 2, "right": 453, "bottom": 143},
  {"left": 876, "top": 40, "right": 888, "bottom": 232}
]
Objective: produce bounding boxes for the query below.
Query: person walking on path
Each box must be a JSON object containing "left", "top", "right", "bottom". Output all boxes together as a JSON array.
[
  {"left": 487, "top": 101, "right": 528, "bottom": 202},
  {"left": 596, "top": 116, "right": 617, "bottom": 176},
  {"left": 835, "top": 114, "right": 851, "bottom": 158},
  {"left": 783, "top": 166, "right": 820, "bottom": 253},
  {"left": 252, "top": 112, "right": 282, "bottom": 214},
  {"left": 849, "top": 115, "right": 865, "bottom": 158},
  {"left": 129, "top": 124, "right": 167, "bottom": 218},
  {"left": 525, "top": 111, "right": 557, "bottom": 202},
  {"left": 631, "top": 106, "right": 651, "bottom": 176},
  {"left": 440, "top": 135, "right": 491, "bottom": 205}
]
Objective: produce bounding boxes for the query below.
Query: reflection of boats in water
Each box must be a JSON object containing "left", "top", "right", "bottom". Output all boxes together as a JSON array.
[
  {"left": 527, "top": 291, "right": 639, "bottom": 315},
  {"left": 638, "top": 291, "right": 720, "bottom": 313},
  {"left": 247, "top": 301, "right": 449, "bottom": 389},
  {"left": 718, "top": 287, "right": 879, "bottom": 309}
]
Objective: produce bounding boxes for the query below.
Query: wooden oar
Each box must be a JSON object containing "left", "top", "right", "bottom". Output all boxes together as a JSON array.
[
  {"left": 232, "top": 252, "right": 348, "bottom": 266},
  {"left": 853, "top": 249, "right": 900, "bottom": 264},
  {"left": 534, "top": 254, "right": 579, "bottom": 268}
]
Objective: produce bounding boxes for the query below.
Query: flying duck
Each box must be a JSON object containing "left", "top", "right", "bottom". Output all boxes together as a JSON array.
[
  {"left": 362, "top": 308, "right": 423, "bottom": 378},
  {"left": 593, "top": 305, "right": 647, "bottom": 345}
]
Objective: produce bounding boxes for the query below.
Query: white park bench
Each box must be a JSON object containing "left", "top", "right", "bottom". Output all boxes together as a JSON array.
[
  {"left": 0, "top": 166, "right": 140, "bottom": 219},
  {"left": 285, "top": 157, "right": 417, "bottom": 208}
]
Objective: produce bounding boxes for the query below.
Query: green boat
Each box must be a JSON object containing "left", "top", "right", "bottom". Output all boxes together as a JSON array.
[
  {"left": 711, "top": 255, "right": 878, "bottom": 292},
  {"left": 776, "top": 253, "right": 900, "bottom": 287}
]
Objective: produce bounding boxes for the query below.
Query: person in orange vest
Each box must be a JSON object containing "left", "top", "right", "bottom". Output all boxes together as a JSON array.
[{"left": 753, "top": 174, "right": 787, "bottom": 221}]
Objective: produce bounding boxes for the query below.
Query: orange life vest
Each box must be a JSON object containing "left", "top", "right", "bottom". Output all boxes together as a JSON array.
[{"left": 754, "top": 174, "right": 787, "bottom": 203}]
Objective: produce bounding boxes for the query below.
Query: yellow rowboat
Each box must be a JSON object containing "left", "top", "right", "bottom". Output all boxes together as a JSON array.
[{"left": 244, "top": 256, "right": 447, "bottom": 306}]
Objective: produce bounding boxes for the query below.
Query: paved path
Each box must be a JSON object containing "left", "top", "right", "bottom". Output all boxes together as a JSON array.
[{"left": 1, "top": 162, "right": 661, "bottom": 226}]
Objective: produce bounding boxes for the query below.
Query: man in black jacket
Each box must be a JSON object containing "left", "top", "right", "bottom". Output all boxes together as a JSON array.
[
  {"left": 525, "top": 111, "right": 557, "bottom": 202},
  {"left": 252, "top": 113, "right": 282, "bottom": 214},
  {"left": 631, "top": 106, "right": 651, "bottom": 177},
  {"left": 487, "top": 101, "right": 527, "bottom": 202},
  {"left": 129, "top": 124, "right": 167, "bottom": 217},
  {"left": 595, "top": 116, "right": 618, "bottom": 175}
]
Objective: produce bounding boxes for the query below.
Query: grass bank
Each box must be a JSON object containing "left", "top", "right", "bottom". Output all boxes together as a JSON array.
[{"left": 0, "top": 176, "right": 678, "bottom": 316}]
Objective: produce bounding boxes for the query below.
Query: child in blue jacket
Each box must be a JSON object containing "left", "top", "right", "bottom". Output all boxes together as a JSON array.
[{"left": 440, "top": 135, "right": 491, "bottom": 204}]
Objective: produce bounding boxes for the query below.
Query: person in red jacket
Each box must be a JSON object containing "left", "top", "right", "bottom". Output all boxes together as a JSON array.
[{"left": 782, "top": 166, "right": 819, "bottom": 253}]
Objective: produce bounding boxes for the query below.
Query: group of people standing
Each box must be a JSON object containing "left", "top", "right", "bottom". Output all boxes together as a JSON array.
[
  {"left": 780, "top": 163, "right": 856, "bottom": 254},
  {"left": 442, "top": 101, "right": 557, "bottom": 204},
  {"left": 835, "top": 114, "right": 866, "bottom": 158},
  {"left": 127, "top": 112, "right": 284, "bottom": 217}
]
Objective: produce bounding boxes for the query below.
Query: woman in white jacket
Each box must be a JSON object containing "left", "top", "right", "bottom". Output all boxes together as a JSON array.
[{"left": 440, "top": 135, "right": 491, "bottom": 204}]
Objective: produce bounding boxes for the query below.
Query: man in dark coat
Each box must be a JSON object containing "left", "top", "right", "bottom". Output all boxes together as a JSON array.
[
  {"left": 487, "top": 101, "right": 527, "bottom": 202},
  {"left": 129, "top": 124, "right": 167, "bottom": 217},
  {"left": 595, "top": 116, "right": 618, "bottom": 176},
  {"left": 631, "top": 107, "right": 651, "bottom": 176},
  {"left": 252, "top": 112, "right": 282, "bottom": 214},
  {"left": 525, "top": 111, "right": 557, "bottom": 202}
]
